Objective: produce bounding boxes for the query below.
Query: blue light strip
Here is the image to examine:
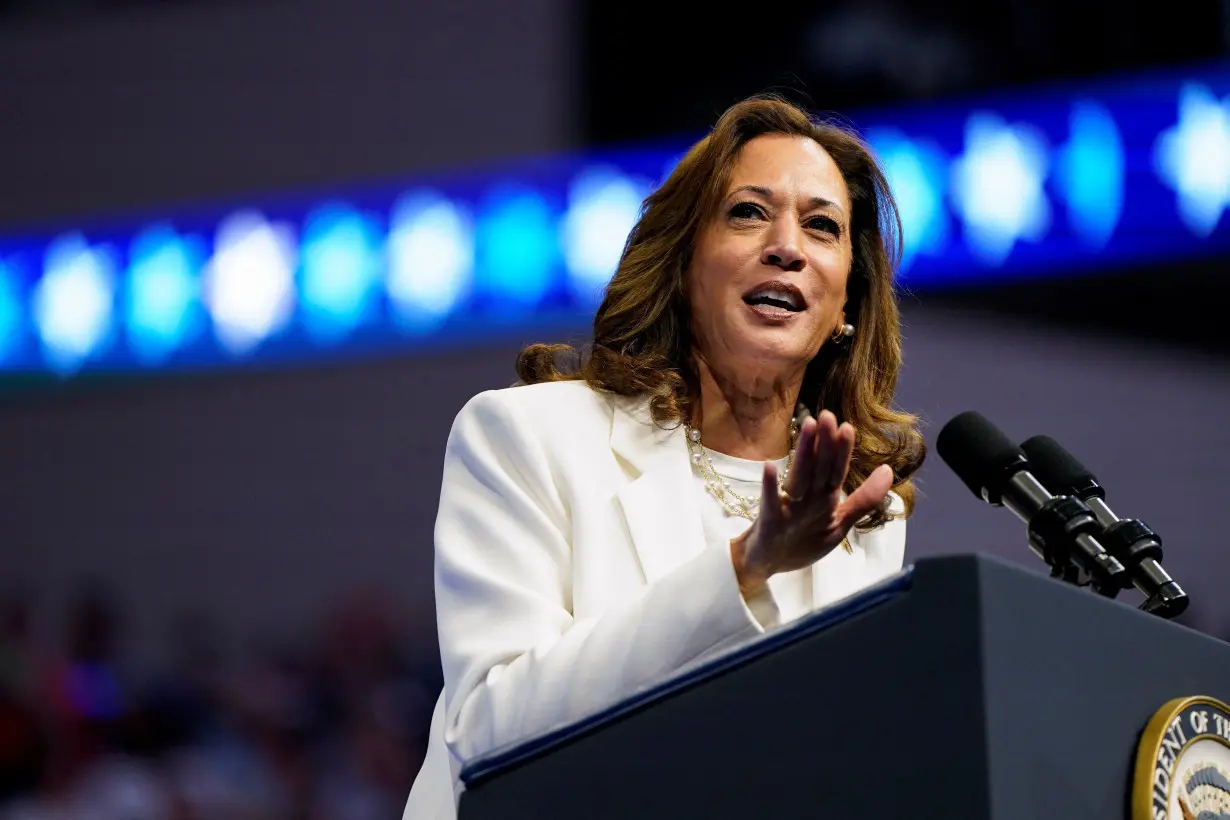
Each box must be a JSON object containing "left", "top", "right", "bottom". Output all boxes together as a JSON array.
[{"left": 1, "top": 65, "right": 1228, "bottom": 376}]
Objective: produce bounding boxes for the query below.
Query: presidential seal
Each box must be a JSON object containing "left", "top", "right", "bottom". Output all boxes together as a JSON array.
[{"left": 1133, "top": 696, "right": 1230, "bottom": 820}]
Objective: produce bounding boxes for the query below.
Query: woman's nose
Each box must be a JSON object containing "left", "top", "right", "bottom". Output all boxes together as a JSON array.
[{"left": 761, "top": 222, "right": 805, "bottom": 272}]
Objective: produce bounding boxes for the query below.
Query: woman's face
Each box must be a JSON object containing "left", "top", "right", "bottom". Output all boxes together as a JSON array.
[{"left": 687, "top": 134, "right": 853, "bottom": 384}]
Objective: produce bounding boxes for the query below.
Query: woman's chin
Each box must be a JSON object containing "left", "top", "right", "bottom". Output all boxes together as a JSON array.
[{"left": 730, "top": 330, "right": 818, "bottom": 369}]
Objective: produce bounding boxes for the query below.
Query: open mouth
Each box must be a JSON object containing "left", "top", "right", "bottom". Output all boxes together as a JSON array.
[{"left": 742, "top": 281, "right": 806, "bottom": 313}]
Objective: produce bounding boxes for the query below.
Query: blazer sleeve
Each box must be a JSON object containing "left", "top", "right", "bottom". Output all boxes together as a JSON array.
[
  {"left": 861, "top": 491, "right": 907, "bottom": 571},
  {"left": 434, "top": 390, "right": 766, "bottom": 765}
]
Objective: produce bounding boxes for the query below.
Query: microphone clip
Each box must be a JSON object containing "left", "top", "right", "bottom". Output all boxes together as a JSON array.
[{"left": 1026, "top": 495, "right": 1126, "bottom": 596}]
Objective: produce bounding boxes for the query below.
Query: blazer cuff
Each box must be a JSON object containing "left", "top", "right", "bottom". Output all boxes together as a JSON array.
[
  {"left": 740, "top": 583, "right": 783, "bottom": 631},
  {"left": 677, "top": 544, "right": 781, "bottom": 651}
]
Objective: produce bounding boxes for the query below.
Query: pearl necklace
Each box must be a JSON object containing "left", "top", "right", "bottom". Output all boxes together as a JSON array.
[{"left": 684, "top": 419, "right": 799, "bottom": 522}]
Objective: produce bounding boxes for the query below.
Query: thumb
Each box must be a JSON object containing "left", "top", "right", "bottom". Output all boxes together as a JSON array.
[{"left": 836, "top": 464, "right": 893, "bottom": 530}]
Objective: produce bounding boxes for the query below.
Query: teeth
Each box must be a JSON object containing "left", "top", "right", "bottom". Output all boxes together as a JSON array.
[{"left": 749, "top": 288, "right": 800, "bottom": 309}]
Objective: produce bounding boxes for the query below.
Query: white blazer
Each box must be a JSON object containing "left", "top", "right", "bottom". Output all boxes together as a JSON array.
[{"left": 402, "top": 380, "right": 906, "bottom": 820}]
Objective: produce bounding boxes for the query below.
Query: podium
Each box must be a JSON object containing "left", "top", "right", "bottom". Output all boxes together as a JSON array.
[{"left": 456, "top": 554, "right": 1230, "bottom": 819}]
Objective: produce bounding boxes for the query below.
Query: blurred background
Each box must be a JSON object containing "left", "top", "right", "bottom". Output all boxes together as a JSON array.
[{"left": 0, "top": 0, "right": 1228, "bottom": 816}]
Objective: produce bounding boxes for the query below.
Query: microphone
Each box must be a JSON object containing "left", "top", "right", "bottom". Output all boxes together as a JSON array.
[
  {"left": 936, "top": 411, "right": 1127, "bottom": 594},
  {"left": 1019, "top": 435, "right": 1188, "bottom": 619}
]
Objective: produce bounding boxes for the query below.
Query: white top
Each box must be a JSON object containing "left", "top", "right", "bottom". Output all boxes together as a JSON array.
[
  {"left": 401, "top": 381, "right": 907, "bottom": 820},
  {"left": 692, "top": 447, "right": 814, "bottom": 629}
]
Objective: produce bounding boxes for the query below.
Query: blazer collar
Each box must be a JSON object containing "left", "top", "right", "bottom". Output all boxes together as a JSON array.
[{"left": 610, "top": 396, "right": 708, "bottom": 584}]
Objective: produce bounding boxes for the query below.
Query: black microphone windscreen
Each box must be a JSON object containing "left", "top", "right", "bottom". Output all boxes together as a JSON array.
[
  {"left": 1020, "top": 435, "right": 1103, "bottom": 499},
  {"left": 936, "top": 411, "right": 1028, "bottom": 504}
]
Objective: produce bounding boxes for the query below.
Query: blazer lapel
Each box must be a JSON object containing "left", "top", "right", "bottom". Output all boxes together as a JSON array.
[
  {"left": 608, "top": 401, "right": 882, "bottom": 605},
  {"left": 610, "top": 397, "right": 708, "bottom": 584}
]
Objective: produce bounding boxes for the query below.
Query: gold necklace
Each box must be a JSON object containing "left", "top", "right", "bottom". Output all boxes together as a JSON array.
[{"left": 684, "top": 420, "right": 799, "bottom": 522}]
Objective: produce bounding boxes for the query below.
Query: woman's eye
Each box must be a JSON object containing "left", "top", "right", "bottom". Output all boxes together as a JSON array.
[
  {"left": 807, "top": 215, "right": 841, "bottom": 235},
  {"left": 729, "top": 202, "right": 762, "bottom": 220}
]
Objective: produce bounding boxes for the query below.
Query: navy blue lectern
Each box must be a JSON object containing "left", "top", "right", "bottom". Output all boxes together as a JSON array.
[{"left": 456, "top": 554, "right": 1230, "bottom": 819}]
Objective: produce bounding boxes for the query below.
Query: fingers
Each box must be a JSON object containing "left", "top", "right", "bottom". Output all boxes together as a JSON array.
[
  {"left": 808, "top": 411, "right": 835, "bottom": 494},
  {"left": 784, "top": 416, "right": 818, "bottom": 500},
  {"left": 759, "top": 460, "right": 784, "bottom": 525},
  {"left": 828, "top": 422, "right": 855, "bottom": 491},
  {"left": 810, "top": 411, "right": 854, "bottom": 494},
  {"left": 836, "top": 464, "right": 894, "bottom": 532}
]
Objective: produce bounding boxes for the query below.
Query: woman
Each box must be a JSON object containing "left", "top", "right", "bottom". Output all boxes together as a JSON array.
[{"left": 402, "top": 94, "right": 925, "bottom": 819}]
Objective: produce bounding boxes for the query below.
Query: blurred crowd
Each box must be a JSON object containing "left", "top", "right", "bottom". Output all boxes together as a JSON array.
[{"left": 0, "top": 585, "right": 439, "bottom": 820}]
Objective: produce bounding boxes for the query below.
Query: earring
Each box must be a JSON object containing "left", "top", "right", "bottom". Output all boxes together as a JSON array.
[{"left": 831, "top": 322, "right": 855, "bottom": 343}]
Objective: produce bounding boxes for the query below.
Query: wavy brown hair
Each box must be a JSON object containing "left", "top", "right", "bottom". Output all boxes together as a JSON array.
[{"left": 517, "top": 95, "right": 925, "bottom": 528}]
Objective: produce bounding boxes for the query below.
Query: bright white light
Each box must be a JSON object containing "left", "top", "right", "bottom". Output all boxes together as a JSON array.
[
  {"left": 300, "top": 204, "right": 382, "bottom": 342},
  {"left": 1154, "top": 83, "right": 1230, "bottom": 237},
  {"left": 387, "top": 192, "right": 473, "bottom": 329},
  {"left": 202, "top": 211, "right": 297, "bottom": 355},
  {"left": 32, "top": 234, "right": 115, "bottom": 373},
  {"left": 561, "top": 167, "right": 646, "bottom": 302},
  {"left": 950, "top": 113, "right": 1051, "bottom": 265},
  {"left": 1057, "top": 101, "right": 1124, "bottom": 247},
  {"left": 127, "top": 225, "right": 202, "bottom": 364},
  {"left": 867, "top": 129, "right": 948, "bottom": 271}
]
